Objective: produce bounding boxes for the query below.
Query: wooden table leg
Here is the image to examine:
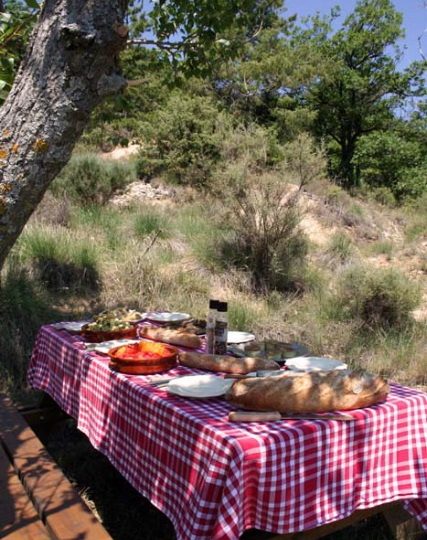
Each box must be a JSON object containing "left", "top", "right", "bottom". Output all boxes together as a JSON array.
[
  {"left": 243, "top": 501, "right": 421, "bottom": 540},
  {"left": 382, "top": 504, "right": 427, "bottom": 540}
]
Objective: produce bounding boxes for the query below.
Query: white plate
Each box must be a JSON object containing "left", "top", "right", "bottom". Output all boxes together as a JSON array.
[
  {"left": 166, "top": 375, "right": 234, "bottom": 398},
  {"left": 285, "top": 356, "right": 348, "bottom": 372},
  {"left": 227, "top": 331, "right": 256, "bottom": 344},
  {"left": 51, "top": 321, "right": 90, "bottom": 332},
  {"left": 85, "top": 339, "right": 140, "bottom": 355},
  {"left": 141, "top": 311, "right": 191, "bottom": 323}
]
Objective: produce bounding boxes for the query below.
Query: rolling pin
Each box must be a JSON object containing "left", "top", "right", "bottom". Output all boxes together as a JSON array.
[{"left": 228, "top": 411, "right": 354, "bottom": 422}]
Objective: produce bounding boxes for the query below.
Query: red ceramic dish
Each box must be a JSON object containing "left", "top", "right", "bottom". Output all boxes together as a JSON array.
[{"left": 108, "top": 341, "right": 178, "bottom": 374}]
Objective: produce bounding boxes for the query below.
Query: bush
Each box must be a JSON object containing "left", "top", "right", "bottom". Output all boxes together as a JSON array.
[
  {"left": 219, "top": 124, "right": 283, "bottom": 171},
  {"left": 81, "top": 118, "right": 143, "bottom": 151},
  {"left": 369, "top": 187, "right": 397, "bottom": 207},
  {"left": 354, "top": 131, "right": 426, "bottom": 200},
  {"left": 51, "top": 154, "right": 136, "bottom": 206},
  {"left": 395, "top": 165, "right": 427, "bottom": 201},
  {"left": 217, "top": 166, "right": 308, "bottom": 293},
  {"left": 136, "top": 93, "right": 227, "bottom": 187},
  {"left": 281, "top": 133, "right": 327, "bottom": 190},
  {"left": 333, "top": 266, "right": 421, "bottom": 330}
]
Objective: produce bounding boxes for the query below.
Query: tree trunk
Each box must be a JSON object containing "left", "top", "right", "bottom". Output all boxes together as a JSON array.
[
  {"left": 339, "top": 135, "right": 358, "bottom": 188},
  {"left": 0, "top": 0, "right": 129, "bottom": 271}
]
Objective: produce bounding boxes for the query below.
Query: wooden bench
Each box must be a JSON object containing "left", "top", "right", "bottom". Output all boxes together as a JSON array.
[{"left": 0, "top": 394, "right": 112, "bottom": 540}]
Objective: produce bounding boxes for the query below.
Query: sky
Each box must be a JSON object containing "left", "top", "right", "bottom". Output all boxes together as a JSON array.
[{"left": 283, "top": 0, "right": 427, "bottom": 68}]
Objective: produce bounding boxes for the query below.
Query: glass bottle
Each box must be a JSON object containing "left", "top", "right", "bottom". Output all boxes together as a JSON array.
[
  {"left": 214, "top": 302, "right": 228, "bottom": 355},
  {"left": 206, "top": 299, "right": 219, "bottom": 354}
]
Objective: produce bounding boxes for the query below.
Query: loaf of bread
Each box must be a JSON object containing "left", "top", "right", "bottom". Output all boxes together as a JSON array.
[
  {"left": 225, "top": 370, "right": 389, "bottom": 413},
  {"left": 179, "top": 351, "right": 280, "bottom": 374},
  {"left": 138, "top": 326, "right": 202, "bottom": 349}
]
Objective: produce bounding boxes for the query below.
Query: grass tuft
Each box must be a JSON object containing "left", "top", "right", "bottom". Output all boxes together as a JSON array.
[
  {"left": 21, "top": 226, "right": 100, "bottom": 294},
  {"left": 134, "top": 209, "right": 170, "bottom": 239}
]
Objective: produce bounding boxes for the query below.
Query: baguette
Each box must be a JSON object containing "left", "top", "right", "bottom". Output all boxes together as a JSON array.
[
  {"left": 138, "top": 326, "right": 202, "bottom": 349},
  {"left": 179, "top": 351, "right": 280, "bottom": 374},
  {"left": 226, "top": 370, "right": 389, "bottom": 413}
]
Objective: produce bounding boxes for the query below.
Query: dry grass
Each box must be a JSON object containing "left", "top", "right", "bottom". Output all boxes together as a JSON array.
[
  {"left": 2, "top": 186, "right": 426, "bottom": 398},
  {"left": 2, "top": 185, "right": 426, "bottom": 540}
]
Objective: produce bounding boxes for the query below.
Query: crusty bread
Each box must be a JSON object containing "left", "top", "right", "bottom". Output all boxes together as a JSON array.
[
  {"left": 138, "top": 326, "right": 202, "bottom": 349},
  {"left": 225, "top": 370, "right": 389, "bottom": 413},
  {"left": 179, "top": 351, "right": 280, "bottom": 374}
]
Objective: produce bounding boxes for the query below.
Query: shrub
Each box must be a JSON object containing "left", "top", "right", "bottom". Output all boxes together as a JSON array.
[
  {"left": 219, "top": 123, "right": 283, "bottom": 171},
  {"left": 281, "top": 133, "right": 327, "bottom": 190},
  {"left": 217, "top": 165, "right": 308, "bottom": 293},
  {"left": 81, "top": 118, "right": 143, "bottom": 151},
  {"left": 333, "top": 266, "right": 421, "bottom": 330},
  {"left": 354, "top": 131, "right": 426, "bottom": 200},
  {"left": 136, "top": 93, "right": 227, "bottom": 187},
  {"left": 395, "top": 165, "right": 427, "bottom": 201},
  {"left": 369, "top": 187, "right": 397, "bottom": 207},
  {"left": 51, "top": 154, "right": 136, "bottom": 206}
]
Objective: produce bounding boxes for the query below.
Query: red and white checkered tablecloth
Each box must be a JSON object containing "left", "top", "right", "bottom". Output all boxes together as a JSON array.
[{"left": 27, "top": 325, "right": 427, "bottom": 540}]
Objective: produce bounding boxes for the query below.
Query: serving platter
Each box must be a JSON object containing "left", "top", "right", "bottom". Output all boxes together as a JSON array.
[
  {"left": 285, "top": 356, "right": 348, "bottom": 372},
  {"left": 51, "top": 321, "right": 90, "bottom": 332},
  {"left": 227, "top": 331, "right": 256, "bottom": 344},
  {"left": 141, "top": 311, "right": 192, "bottom": 323},
  {"left": 166, "top": 374, "right": 234, "bottom": 398}
]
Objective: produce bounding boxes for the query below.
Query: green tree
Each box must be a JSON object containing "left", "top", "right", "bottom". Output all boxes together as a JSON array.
[
  {"left": 0, "top": 0, "right": 269, "bottom": 271},
  {"left": 211, "top": 14, "right": 325, "bottom": 136},
  {"left": 354, "top": 130, "right": 426, "bottom": 199},
  {"left": 307, "top": 0, "right": 426, "bottom": 187},
  {"left": 0, "top": 0, "right": 39, "bottom": 103}
]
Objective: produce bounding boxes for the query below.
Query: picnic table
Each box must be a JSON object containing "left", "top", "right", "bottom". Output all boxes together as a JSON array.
[{"left": 27, "top": 324, "right": 427, "bottom": 540}]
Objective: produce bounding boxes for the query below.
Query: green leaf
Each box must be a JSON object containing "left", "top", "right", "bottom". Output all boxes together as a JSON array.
[{"left": 23, "top": 0, "right": 39, "bottom": 9}]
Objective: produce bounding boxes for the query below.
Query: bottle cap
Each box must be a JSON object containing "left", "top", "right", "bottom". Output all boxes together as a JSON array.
[
  {"left": 209, "top": 299, "right": 219, "bottom": 310},
  {"left": 217, "top": 301, "right": 228, "bottom": 312}
]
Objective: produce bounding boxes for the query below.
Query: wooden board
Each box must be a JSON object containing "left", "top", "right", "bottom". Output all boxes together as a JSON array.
[
  {"left": 0, "top": 443, "right": 49, "bottom": 540},
  {"left": 0, "top": 394, "right": 111, "bottom": 540}
]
